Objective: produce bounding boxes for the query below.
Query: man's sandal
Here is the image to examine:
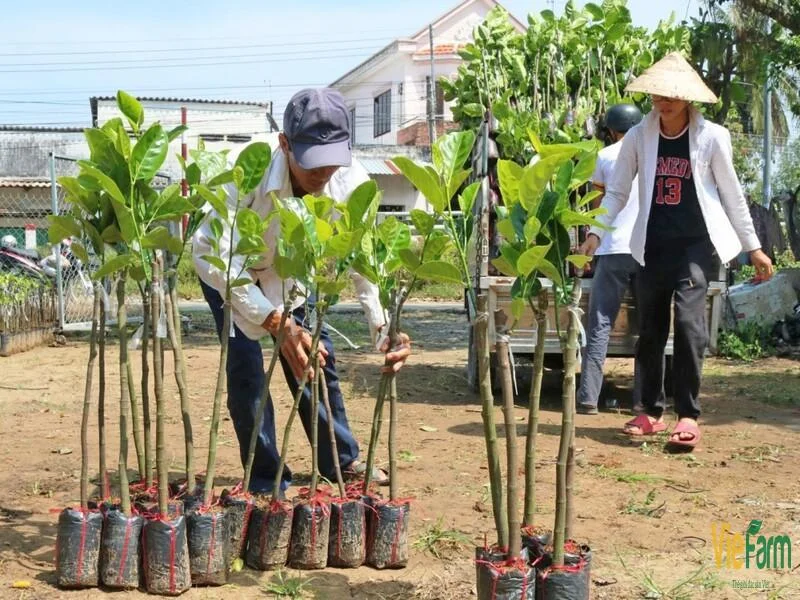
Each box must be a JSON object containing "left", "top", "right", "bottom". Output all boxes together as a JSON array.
[
  {"left": 343, "top": 461, "right": 390, "bottom": 486},
  {"left": 665, "top": 420, "right": 701, "bottom": 452}
]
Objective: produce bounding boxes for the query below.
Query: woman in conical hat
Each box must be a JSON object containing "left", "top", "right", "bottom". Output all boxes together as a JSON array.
[{"left": 579, "top": 52, "right": 773, "bottom": 451}]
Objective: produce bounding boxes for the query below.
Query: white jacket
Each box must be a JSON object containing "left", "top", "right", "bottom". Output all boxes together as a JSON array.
[
  {"left": 192, "top": 148, "right": 385, "bottom": 341},
  {"left": 589, "top": 107, "right": 760, "bottom": 266}
]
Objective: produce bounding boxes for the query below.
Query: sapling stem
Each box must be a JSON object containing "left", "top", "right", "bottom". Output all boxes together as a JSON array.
[
  {"left": 524, "top": 291, "right": 548, "bottom": 526},
  {"left": 80, "top": 283, "right": 101, "bottom": 510},
  {"left": 117, "top": 276, "right": 131, "bottom": 515},
  {"left": 151, "top": 259, "right": 168, "bottom": 516}
]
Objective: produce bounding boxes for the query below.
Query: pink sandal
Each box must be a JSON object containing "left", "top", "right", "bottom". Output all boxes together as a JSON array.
[
  {"left": 666, "top": 420, "right": 701, "bottom": 451},
  {"left": 622, "top": 414, "right": 667, "bottom": 436}
]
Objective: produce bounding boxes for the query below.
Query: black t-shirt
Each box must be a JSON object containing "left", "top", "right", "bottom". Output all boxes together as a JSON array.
[{"left": 645, "top": 127, "right": 708, "bottom": 250}]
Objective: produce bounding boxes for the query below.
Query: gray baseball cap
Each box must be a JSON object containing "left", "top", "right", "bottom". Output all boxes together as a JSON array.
[{"left": 283, "top": 88, "right": 352, "bottom": 170}]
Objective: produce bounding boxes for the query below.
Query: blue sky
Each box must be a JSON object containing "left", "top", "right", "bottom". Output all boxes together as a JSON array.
[{"left": 0, "top": 0, "right": 701, "bottom": 127}]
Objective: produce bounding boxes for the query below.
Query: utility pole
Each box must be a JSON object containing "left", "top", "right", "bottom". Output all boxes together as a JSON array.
[
  {"left": 763, "top": 66, "right": 773, "bottom": 210},
  {"left": 428, "top": 24, "right": 437, "bottom": 146}
]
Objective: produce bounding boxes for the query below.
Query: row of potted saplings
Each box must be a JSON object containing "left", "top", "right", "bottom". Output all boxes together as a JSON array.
[{"left": 54, "top": 270, "right": 409, "bottom": 595}]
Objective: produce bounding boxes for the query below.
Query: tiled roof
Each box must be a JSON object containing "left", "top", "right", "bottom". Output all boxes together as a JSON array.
[
  {"left": 91, "top": 96, "right": 270, "bottom": 108},
  {"left": 0, "top": 177, "right": 51, "bottom": 188},
  {"left": 413, "top": 43, "right": 467, "bottom": 58},
  {"left": 0, "top": 125, "right": 85, "bottom": 133}
]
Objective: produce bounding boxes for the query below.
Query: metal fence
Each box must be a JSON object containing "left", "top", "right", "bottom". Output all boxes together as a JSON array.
[{"left": 0, "top": 153, "right": 172, "bottom": 331}]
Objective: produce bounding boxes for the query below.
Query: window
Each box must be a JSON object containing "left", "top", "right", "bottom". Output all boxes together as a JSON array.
[
  {"left": 373, "top": 89, "right": 391, "bottom": 137},
  {"left": 349, "top": 106, "right": 356, "bottom": 145},
  {"left": 227, "top": 134, "right": 252, "bottom": 143}
]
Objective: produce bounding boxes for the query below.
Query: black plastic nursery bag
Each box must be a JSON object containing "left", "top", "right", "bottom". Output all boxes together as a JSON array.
[
  {"left": 222, "top": 493, "right": 254, "bottom": 561},
  {"left": 328, "top": 498, "right": 366, "bottom": 568},
  {"left": 187, "top": 509, "right": 229, "bottom": 586},
  {"left": 245, "top": 501, "right": 293, "bottom": 570},
  {"left": 289, "top": 499, "right": 331, "bottom": 570},
  {"left": 477, "top": 559, "right": 536, "bottom": 600},
  {"left": 100, "top": 509, "right": 144, "bottom": 589},
  {"left": 142, "top": 515, "right": 192, "bottom": 595},
  {"left": 537, "top": 561, "right": 590, "bottom": 600},
  {"left": 366, "top": 499, "right": 410, "bottom": 569},
  {"left": 55, "top": 507, "right": 103, "bottom": 588}
]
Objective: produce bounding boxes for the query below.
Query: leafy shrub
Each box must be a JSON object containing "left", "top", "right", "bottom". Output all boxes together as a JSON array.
[{"left": 718, "top": 320, "right": 774, "bottom": 361}]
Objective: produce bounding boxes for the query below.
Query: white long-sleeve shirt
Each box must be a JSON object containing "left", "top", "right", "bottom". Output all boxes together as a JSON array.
[
  {"left": 589, "top": 107, "right": 760, "bottom": 265},
  {"left": 192, "top": 148, "right": 386, "bottom": 341}
]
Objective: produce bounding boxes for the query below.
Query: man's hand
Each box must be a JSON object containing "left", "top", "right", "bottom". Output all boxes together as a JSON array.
[
  {"left": 578, "top": 233, "right": 601, "bottom": 260},
  {"left": 380, "top": 332, "right": 411, "bottom": 374},
  {"left": 749, "top": 248, "right": 774, "bottom": 282},
  {"left": 262, "top": 311, "right": 328, "bottom": 381}
]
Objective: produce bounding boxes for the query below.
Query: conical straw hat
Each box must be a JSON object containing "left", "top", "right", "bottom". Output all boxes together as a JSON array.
[{"left": 625, "top": 52, "right": 718, "bottom": 104}]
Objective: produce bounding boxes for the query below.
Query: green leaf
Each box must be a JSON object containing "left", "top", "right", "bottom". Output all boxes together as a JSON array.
[
  {"left": 537, "top": 258, "right": 563, "bottom": 286},
  {"left": 566, "top": 254, "right": 592, "bottom": 269},
  {"left": 524, "top": 216, "right": 542, "bottom": 242},
  {"left": 461, "top": 102, "right": 485, "bottom": 117},
  {"left": 410, "top": 209, "right": 435, "bottom": 237},
  {"left": 235, "top": 235, "right": 267, "bottom": 255},
  {"left": 517, "top": 243, "right": 552, "bottom": 277},
  {"left": 500, "top": 244, "right": 521, "bottom": 275},
  {"left": 142, "top": 226, "right": 183, "bottom": 255},
  {"left": 196, "top": 186, "right": 229, "bottom": 221},
  {"left": 230, "top": 277, "right": 253, "bottom": 288},
  {"left": 236, "top": 208, "right": 262, "bottom": 237},
  {"left": 185, "top": 163, "right": 201, "bottom": 187},
  {"left": 415, "top": 260, "right": 463, "bottom": 284},
  {"left": 377, "top": 217, "right": 411, "bottom": 253},
  {"left": 557, "top": 208, "right": 602, "bottom": 228},
  {"left": 584, "top": 2, "right": 604, "bottom": 19},
  {"left": 578, "top": 189, "right": 603, "bottom": 208},
  {"left": 398, "top": 248, "right": 421, "bottom": 271},
  {"left": 69, "top": 241, "right": 90, "bottom": 264},
  {"left": 116, "top": 90, "right": 143, "bottom": 133},
  {"left": 77, "top": 161, "right": 127, "bottom": 206},
  {"left": 101, "top": 224, "right": 123, "bottom": 244},
  {"left": 496, "top": 218, "right": 518, "bottom": 243},
  {"left": 555, "top": 160, "right": 574, "bottom": 195},
  {"left": 47, "top": 215, "right": 82, "bottom": 242},
  {"left": 82, "top": 223, "right": 103, "bottom": 256},
  {"left": 207, "top": 169, "right": 235, "bottom": 188},
  {"left": 535, "top": 191, "right": 560, "bottom": 225},
  {"left": 234, "top": 142, "right": 271, "bottom": 195},
  {"left": 315, "top": 218, "right": 334, "bottom": 243},
  {"left": 84, "top": 128, "right": 119, "bottom": 167},
  {"left": 109, "top": 198, "right": 137, "bottom": 243},
  {"left": 131, "top": 123, "right": 169, "bottom": 182},
  {"left": 422, "top": 232, "right": 451, "bottom": 261},
  {"left": 190, "top": 149, "right": 230, "bottom": 183},
  {"left": 346, "top": 180, "right": 378, "bottom": 227},
  {"left": 326, "top": 231, "right": 358, "bottom": 258},
  {"left": 351, "top": 254, "right": 378, "bottom": 283},
  {"left": 392, "top": 156, "right": 445, "bottom": 213},
  {"left": 150, "top": 187, "right": 195, "bottom": 222},
  {"left": 94, "top": 254, "right": 135, "bottom": 279},
  {"left": 520, "top": 155, "right": 566, "bottom": 212},
  {"left": 167, "top": 125, "right": 188, "bottom": 142},
  {"left": 200, "top": 254, "right": 226, "bottom": 272},
  {"left": 511, "top": 296, "right": 526, "bottom": 321},
  {"left": 491, "top": 255, "right": 517, "bottom": 276},
  {"left": 433, "top": 132, "right": 475, "bottom": 197},
  {"left": 458, "top": 181, "right": 480, "bottom": 215},
  {"left": 571, "top": 151, "right": 597, "bottom": 188},
  {"left": 497, "top": 160, "right": 524, "bottom": 206},
  {"left": 232, "top": 166, "right": 244, "bottom": 191}
]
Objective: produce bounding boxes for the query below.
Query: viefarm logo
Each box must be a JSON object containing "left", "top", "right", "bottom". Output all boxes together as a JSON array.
[{"left": 711, "top": 520, "right": 793, "bottom": 570}]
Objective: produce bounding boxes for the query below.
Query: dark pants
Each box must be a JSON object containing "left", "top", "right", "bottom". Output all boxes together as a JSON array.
[
  {"left": 578, "top": 254, "right": 640, "bottom": 408},
  {"left": 636, "top": 238, "right": 715, "bottom": 420},
  {"left": 200, "top": 280, "right": 360, "bottom": 493}
]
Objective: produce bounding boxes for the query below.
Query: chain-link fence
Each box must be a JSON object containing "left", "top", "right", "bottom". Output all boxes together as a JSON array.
[{"left": 0, "top": 153, "right": 173, "bottom": 331}]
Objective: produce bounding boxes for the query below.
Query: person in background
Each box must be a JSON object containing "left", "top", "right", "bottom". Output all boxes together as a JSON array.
[
  {"left": 576, "top": 103, "right": 643, "bottom": 415},
  {"left": 193, "top": 88, "right": 411, "bottom": 495},
  {"left": 579, "top": 53, "right": 773, "bottom": 451}
]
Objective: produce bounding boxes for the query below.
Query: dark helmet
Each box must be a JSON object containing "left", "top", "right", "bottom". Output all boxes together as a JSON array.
[{"left": 604, "top": 103, "right": 643, "bottom": 134}]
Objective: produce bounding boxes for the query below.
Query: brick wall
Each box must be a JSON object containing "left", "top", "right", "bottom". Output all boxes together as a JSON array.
[{"left": 397, "top": 121, "right": 461, "bottom": 146}]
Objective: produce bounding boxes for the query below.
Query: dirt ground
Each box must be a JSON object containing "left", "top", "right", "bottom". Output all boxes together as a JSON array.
[{"left": 1, "top": 309, "right": 799, "bottom": 599}]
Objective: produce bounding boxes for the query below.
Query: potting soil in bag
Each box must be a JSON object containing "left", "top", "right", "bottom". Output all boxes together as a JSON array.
[
  {"left": 327, "top": 498, "right": 366, "bottom": 568},
  {"left": 366, "top": 498, "right": 410, "bottom": 569},
  {"left": 288, "top": 492, "right": 331, "bottom": 570},
  {"left": 221, "top": 490, "right": 254, "bottom": 561},
  {"left": 99, "top": 509, "right": 144, "bottom": 589},
  {"left": 521, "top": 526, "right": 552, "bottom": 560},
  {"left": 475, "top": 545, "right": 507, "bottom": 594},
  {"left": 181, "top": 485, "right": 206, "bottom": 514},
  {"left": 245, "top": 499, "right": 293, "bottom": 570},
  {"left": 187, "top": 508, "right": 229, "bottom": 586},
  {"left": 476, "top": 557, "right": 536, "bottom": 600},
  {"left": 537, "top": 561, "right": 590, "bottom": 600},
  {"left": 55, "top": 507, "right": 103, "bottom": 588},
  {"left": 142, "top": 516, "right": 191, "bottom": 595}
]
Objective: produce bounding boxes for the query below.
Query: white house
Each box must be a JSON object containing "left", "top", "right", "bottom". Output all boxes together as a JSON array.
[
  {"left": 330, "top": 0, "right": 524, "bottom": 211},
  {"left": 91, "top": 97, "right": 280, "bottom": 181},
  {"left": 331, "top": 0, "right": 524, "bottom": 148}
]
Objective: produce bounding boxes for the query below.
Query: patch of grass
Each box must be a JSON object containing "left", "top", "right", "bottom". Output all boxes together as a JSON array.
[
  {"left": 718, "top": 320, "right": 774, "bottom": 361},
  {"left": 592, "top": 465, "right": 664, "bottom": 485},
  {"left": 398, "top": 450, "right": 418, "bottom": 463},
  {"left": 730, "top": 444, "right": 784, "bottom": 463},
  {"left": 621, "top": 489, "right": 666, "bottom": 518},
  {"left": 412, "top": 517, "right": 471, "bottom": 559},
  {"left": 263, "top": 570, "right": 314, "bottom": 599},
  {"left": 176, "top": 255, "right": 202, "bottom": 300},
  {"left": 618, "top": 553, "right": 717, "bottom": 600}
]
